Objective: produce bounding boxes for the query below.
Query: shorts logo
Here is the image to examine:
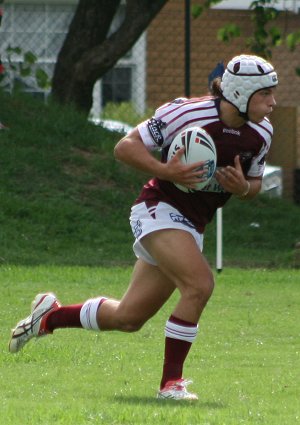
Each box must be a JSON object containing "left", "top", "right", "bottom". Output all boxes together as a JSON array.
[
  {"left": 132, "top": 220, "right": 142, "bottom": 238},
  {"left": 147, "top": 206, "right": 156, "bottom": 219},
  {"left": 147, "top": 118, "right": 166, "bottom": 147},
  {"left": 169, "top": 213, "right": 195, "bottom": 229}
]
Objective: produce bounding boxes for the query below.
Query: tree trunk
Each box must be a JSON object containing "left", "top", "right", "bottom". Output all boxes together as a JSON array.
[{"left": 51, "top": 0, "right": 169, "bottom": 114}]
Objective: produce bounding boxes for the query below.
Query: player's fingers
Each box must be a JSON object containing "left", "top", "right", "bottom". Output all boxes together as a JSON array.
[
  {"left": 234, "top": 155, "right": 243, "bottom": 171},
  {"left": 172, "top": 146, "right": 185, "bottom": 160},
  {"left": 185, "top": 160, "right": 208, "bottom": 172},
  {"left": 216, "top": 169, "right": 233, "bottom": 189},
  {"left": 224, "top": 160, "right": 242, "bottom": 180},
  {"left": 216, "top": 168, "right": 227, "bottom": 179}
]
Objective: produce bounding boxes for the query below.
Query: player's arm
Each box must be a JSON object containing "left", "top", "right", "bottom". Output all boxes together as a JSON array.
[
  {"left": 114, "top": 128, "right": 207, "bottom": 189},
  {"left": 216, "top": 155, "right": 262, "bottom": 200}
]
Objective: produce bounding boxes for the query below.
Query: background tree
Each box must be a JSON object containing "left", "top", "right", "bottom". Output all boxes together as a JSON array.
[
  {"left": 52, "top": 0, "right": 300, "bottom": 113},
  {"left": 51, "top": 0, "right": 168, "bottom": 114}
]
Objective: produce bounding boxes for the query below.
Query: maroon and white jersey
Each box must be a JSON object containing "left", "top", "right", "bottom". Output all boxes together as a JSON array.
[{"left": 135, "top": 96, "right": 273, "bottom": 233}]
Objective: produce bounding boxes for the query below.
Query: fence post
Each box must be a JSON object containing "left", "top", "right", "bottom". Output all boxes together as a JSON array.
[
  {"left": 216, "top": 208, "right": 223, "bottom": 272},
  {"left": 184, "top": 0, "right": 190, "bottom": 97}
]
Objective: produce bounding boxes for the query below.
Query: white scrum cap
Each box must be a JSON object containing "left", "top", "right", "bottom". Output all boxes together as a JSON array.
[{"left": 220, "top": 54, "right": 278, "bottom": 115}]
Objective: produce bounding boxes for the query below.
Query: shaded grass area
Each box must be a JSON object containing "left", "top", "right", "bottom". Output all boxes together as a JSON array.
[{"left": 0, "top": 90, "right": 299, "bottom": 268}]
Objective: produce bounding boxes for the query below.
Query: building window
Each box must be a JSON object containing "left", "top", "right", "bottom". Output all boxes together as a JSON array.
[
  {"left": 102, "top": 67, "right": 132, "bottom": 107},
  {"left": 0, "top": 3, "right": 74, "bottom": 98}
]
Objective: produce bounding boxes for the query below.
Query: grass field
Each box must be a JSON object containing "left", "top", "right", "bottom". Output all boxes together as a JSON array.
[
  {"left": 0, "top": 90, "right": 300, "bottom": 424},
  {"left": 1, "top": 266, "right": 299, "bottom": 425}
]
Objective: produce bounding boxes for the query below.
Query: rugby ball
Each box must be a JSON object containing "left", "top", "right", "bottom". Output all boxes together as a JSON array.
[{"left": 167, "top": 126, "right": 217, "bottom": 192}]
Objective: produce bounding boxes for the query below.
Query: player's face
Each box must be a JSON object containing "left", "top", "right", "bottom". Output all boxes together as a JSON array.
[{"left": 248, "top": 87, "right": 277, "bottom": 123}]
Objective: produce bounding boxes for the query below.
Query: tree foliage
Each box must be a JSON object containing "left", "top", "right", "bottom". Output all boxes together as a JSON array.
[
  {"left": 193, "top": 0, "right": 300, "bottom": 61},
  {"left": 225, "top": 0, "right": 300, "bottom": 60},
  {"left": 244, "top": 0, "right": 281, "bottom": 58}
]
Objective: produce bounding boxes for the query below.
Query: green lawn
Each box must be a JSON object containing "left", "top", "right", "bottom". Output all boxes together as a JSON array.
[
  {"left": 1, "top": 89, "right": 299, "bottom": 424},
  {"left": 1, "top": 266, "right": 299, "bottom": 425}
]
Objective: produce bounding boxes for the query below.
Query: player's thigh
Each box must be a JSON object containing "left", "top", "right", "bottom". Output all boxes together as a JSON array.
[
  {"left": 117, "top": 258, "right": 175, "bottom": 326},
  {"left": 141, "top": 229, "right": 214, "bottom": 294}
]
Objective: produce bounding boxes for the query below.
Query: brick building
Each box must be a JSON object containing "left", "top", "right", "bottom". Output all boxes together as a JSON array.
[{"left": 147, "top": 1, "right": 300, "bottom": 201}]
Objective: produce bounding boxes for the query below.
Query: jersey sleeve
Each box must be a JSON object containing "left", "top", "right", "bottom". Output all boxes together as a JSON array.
[
  {"left": 137, "top": 117, "right": 167, "bottom": 151},
  {"left": 247, "top": 119, "right": 273, "bottom": 177},
  {"left": 137, "top": 98, "right": 188, "bottom": 151}
]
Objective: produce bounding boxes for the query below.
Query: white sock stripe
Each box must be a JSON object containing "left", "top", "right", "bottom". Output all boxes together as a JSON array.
[
  {"left": 86, "top": 303, "right": 92, "bottom": 329},
  {"left": 80, "top": 297, "right": 105, "bottom": 331},
  {"left": 165, "top": 320, "right": 198, "bottom": 343}
]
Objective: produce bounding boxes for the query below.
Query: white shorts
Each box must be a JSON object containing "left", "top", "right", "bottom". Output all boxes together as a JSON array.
[{"left": 130, "top": 201, "right": 204, "bottom": 265}]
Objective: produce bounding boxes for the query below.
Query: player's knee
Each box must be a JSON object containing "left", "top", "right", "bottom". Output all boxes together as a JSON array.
[
  {"left": 182, "top": 273, "right": 215, "bottom": 305},
  {"left": 124, "top": 322, "right": 143, "bottom": 332},
  {"left": 116, "top": 315, "right": 145, "bottom": 332}
]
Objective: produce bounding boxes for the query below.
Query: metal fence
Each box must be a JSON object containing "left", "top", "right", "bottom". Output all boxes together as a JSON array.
[{"left": 0, "top": 2, "right": 146, "bottom": 114}]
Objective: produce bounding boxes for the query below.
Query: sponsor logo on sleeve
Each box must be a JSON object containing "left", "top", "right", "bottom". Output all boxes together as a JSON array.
[{"left": 147, "top": 118, "right": 166, "bottom": 147}]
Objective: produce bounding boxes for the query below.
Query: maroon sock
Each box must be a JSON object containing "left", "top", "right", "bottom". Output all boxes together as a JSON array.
[
  {"left": 160, "top": 315, "right": 197, "bottom": 389},
  {"left": 45, "top": 304, "right": 83, "bottom": 332}
]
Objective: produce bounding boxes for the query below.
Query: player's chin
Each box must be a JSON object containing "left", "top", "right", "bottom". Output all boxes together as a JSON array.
[{"left": 249, "top": 116, "right": 265, "bottom": 124}]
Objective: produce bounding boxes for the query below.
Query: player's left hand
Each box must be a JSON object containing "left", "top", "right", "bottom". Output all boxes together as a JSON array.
[{"left": 216, "top": 155, "right": 249, "bottom": 196}]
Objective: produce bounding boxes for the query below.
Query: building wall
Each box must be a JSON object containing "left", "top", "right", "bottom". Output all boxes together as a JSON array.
[
  {"left": 147, "top": 1, "right": 300, "bottom": 106},
  {"left": 147, "top": 0, "right": 300, "bottom": 200},
  {"left": 268, "top": 107, "right": 297, "bottom": 199}
]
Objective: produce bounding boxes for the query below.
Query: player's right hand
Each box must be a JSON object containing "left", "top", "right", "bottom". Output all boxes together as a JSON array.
[{"left": 163, "top": 147, "right": 208, "bottom": 189}]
